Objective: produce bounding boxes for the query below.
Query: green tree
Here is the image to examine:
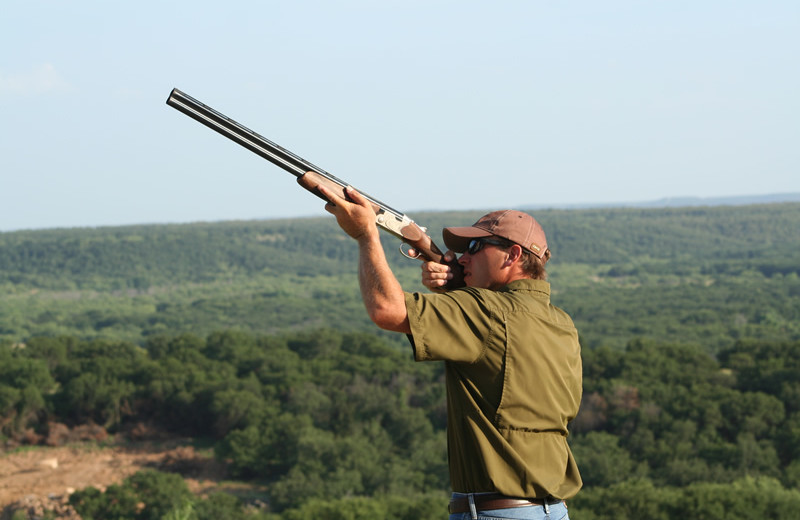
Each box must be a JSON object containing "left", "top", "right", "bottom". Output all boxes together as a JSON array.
[
  {"left": 0, "top": 344, "right": 54, "bottom": 438},
  {"left": 70, "top": 470, "right": 194, "bottom": 520},
  {"left": 570, "top": 431, "right": 640, "bottom": 486}
]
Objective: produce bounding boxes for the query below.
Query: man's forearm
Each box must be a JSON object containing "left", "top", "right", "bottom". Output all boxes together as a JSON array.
[
  {"left": 312, "top": 183, "right": 411, "bottom": 333},
  {"left": 357, "top": 233, "right": 411, "bottom": 334}
]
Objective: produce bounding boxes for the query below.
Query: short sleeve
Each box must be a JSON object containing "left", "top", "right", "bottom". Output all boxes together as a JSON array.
[{"left": 404, "top": 289, "right": 494, "bottom": 363}]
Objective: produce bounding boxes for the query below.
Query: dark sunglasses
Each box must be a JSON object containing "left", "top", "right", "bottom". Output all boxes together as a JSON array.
[{"left": 466, "top": 238, "right": 511, "bottom": 255}]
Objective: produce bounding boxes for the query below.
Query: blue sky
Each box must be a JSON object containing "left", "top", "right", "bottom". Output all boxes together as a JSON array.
[{"left": 2, "top": 1, "right": 798, "bottom": 231}]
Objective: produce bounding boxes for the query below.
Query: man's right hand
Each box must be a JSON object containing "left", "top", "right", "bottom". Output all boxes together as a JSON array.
[{"left": 419, "top": 251, "right": 457, "bottom": 293}]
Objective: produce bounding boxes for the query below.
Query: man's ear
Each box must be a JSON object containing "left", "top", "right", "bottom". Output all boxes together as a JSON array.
[{"left": 505, "top": 244, "right": 524, "bottom": 266}]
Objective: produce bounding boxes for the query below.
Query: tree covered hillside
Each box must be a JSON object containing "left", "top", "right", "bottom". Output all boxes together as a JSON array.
[
  {"left": 1, "top": 202, "right": 800, "bottom": 518},
  {"left": 2, "top": 331, "right": 800, "bottom": 518},
  {"left": 1, "top": 203, "right": 798, "bottom": 351}
]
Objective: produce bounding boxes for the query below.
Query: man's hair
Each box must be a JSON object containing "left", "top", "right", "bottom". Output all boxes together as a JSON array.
[{"left": 519, "top": 248, "right": 550, "bottom": 280}]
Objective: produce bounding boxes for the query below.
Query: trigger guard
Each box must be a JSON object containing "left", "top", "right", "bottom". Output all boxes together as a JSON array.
[{"left": 399, "top": 243, "right": 421, "bottom": 260}]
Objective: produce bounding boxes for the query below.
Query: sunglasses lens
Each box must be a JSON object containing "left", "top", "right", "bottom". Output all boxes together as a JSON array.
[{"left": 467, "top": 239, "right": 482, "bottom": 254}]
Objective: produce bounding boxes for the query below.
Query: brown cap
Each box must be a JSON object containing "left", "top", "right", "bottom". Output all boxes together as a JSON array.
[{"left": 443, "top": 210, "right": 548, "bottom": 258}]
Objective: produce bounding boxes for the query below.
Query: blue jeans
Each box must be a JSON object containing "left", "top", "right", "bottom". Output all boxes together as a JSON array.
[{"left": 448, "top": 493, "right": 569, "bottom": 520}]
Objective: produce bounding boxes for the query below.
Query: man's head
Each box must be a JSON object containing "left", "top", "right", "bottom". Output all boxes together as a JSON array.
[{"left": 442, "top": 210, "right": 550, "bottom": 284}]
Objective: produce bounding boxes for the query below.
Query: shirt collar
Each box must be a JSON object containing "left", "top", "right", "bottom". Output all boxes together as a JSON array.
[{"left": 500, "top": 278, "right": 551, "bottom": 297}]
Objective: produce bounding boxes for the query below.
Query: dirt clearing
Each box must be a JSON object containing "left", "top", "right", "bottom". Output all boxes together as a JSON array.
[{"left": 0, "top": 442, "right": 228, "bottom": 518}]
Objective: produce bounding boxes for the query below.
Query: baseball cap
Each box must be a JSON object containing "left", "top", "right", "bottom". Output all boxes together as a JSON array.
[{"left": 442, "top": 210, "right": 548, "bottom": 258}]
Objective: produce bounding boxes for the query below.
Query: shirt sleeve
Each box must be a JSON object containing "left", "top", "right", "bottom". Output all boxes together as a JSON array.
[{"left": 404, "top": 289, "right": 494, "bottom": 363}]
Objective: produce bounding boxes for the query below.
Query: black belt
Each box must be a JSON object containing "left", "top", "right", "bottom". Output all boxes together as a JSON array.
[{"left": 448, "top": 493, "right": 552, "bottom": 514}]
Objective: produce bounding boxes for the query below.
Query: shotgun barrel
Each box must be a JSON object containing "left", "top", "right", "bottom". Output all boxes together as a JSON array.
[{"left": 166, "top": 88, "right": 465, "bottom": 288}]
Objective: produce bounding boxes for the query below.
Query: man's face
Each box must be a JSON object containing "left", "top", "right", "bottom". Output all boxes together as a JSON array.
[{"left": 458, "top": 239, "right": 510, "bottom": 290}]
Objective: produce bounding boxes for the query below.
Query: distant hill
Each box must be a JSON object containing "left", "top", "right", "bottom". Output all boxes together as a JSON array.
[
  {"left": 528, "top": 192, "right": 800, "bottom": 210},
  {"left": 1, "top": 202, "right": 798, "bottom": 352}
]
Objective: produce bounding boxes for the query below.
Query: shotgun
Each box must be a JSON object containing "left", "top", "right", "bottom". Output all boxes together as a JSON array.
[{"left": 166, "top": 88, "right": 464, "bottom": 289}]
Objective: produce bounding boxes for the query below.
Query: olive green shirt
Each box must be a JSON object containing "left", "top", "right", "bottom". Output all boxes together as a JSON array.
[{"left": 405, "top": 279, "right": 582, "bottom": 499}]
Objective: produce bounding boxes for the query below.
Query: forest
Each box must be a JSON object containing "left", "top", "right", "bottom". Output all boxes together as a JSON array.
[{"left": 1, "top": 202, "right": 799, "bottom": 519}]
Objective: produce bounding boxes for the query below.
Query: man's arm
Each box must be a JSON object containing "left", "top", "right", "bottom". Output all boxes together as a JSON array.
[{"left": 318, "top": 185, "right": 411, "bottom": 334}]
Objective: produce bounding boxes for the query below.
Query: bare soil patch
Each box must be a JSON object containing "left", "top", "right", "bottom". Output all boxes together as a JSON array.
[{"left": 0, "top": 440, "right": 228, "bottom": 519}]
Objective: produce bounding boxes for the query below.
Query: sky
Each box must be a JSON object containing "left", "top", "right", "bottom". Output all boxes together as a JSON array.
[{"left": 2, "top": 1, "right": 798, "bottom": 232}]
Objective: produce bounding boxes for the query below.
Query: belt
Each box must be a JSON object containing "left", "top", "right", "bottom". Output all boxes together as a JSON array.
[{"left": 448, "top": 493, "right": 550, "bottom": 514}]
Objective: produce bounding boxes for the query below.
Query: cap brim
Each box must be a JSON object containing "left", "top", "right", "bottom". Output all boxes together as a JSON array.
[{"left": 443, "top": 226, "right": 493, "bottom": 253}]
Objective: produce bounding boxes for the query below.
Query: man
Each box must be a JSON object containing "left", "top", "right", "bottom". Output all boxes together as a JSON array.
[{"left": 318, "top": 184, "right": 582, "bottom": 520}]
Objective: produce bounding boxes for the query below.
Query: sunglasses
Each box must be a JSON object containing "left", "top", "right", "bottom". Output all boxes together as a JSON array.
[{"left": 466, "top": 238, "right": 511, "bottom": 255}]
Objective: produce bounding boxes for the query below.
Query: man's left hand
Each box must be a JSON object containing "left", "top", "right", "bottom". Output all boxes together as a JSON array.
[{"left": 317, "top": 184, "right": 378, "bottom": 242}]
